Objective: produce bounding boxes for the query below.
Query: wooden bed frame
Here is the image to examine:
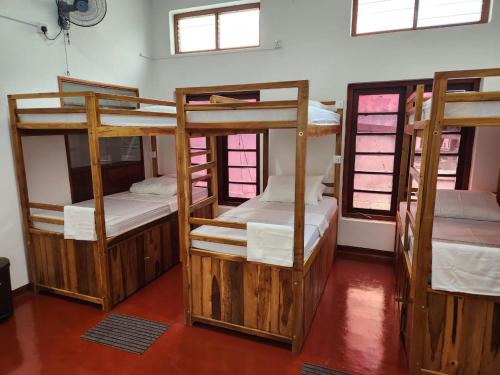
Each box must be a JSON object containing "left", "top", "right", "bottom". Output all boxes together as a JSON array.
[
  {"left": 175, "top": 81, "right": 342, "bottom": 352},
  {"left": 8, "top": 82, "right": 207, "bottom": 311},
  {"left": 395, "top": 68, "right": 500, "bottom": 374}
]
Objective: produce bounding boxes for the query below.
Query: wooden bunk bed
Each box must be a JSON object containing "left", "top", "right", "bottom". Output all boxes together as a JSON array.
[
  {"left": 8, "top": 83, "right": 209, "bottom": 311},
  {"left": 175, "top": 80, "right": 343, "bottom": 352},
  {"left": 394, "top": 68, "right": 500, "bottom": 374}
]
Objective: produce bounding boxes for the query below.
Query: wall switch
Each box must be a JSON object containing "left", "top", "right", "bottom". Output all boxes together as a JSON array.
[{"left": 334, "top": 155, "right": 343, "bottom": 164}]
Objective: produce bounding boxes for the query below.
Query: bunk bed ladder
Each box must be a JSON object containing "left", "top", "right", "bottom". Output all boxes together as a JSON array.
[{"left": 402, "top": 85, "right": 425, "bottom": 291}]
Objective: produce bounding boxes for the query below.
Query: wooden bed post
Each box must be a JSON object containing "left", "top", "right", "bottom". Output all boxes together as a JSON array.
[
  {"left": 408, "top": 75, "right": 448, "bottom": 375},
  {"left": 175, "top": 89, "right": 194, "bottom": 325},
  {"left": 208, "top": 136, "right": 219, "bottom": 218},
  {"left": 151, "top": 136, "right": 159, "bottom": 177},
  {"left": 263, "top": 130, "right": 269, "bottom": 190},
  {"left": 291, "top": 81, "right": 309, "bottom": 352},
  {"left": 334, "top": 109, "right": 343, "bottom": 200},
  {"left": 86, "top": 93, "right": 112, "bottom": 312},
  {"left": 8, "top": 97, "right": 38, "bottom": 293}
]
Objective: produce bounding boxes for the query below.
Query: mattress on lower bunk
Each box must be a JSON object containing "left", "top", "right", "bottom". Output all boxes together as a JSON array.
[
  {"left": 31, "top": 187, "right": 207, "bottom": 238},
  {"left": 191, "top": 196, "right": 338, "bottom": 263},
  {"left": 398, "top": 202, "right": 500, "bottom": 296},
  {"left": 18, "top": 103, "right": 341, "bottom": 127},
  {"left": 409, "top": 99, "right": 500, "bottom": 122}
]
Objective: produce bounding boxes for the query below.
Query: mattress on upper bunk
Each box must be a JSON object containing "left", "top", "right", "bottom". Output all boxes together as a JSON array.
[
  {"left": 398, "top": 202, "right": 500, "bottom": 296},
  {"left": 18, "top": 105, "right": 178, "bottom": 127},
  {"left": 18, "top": 102, "right": 341, "bottom": 127},
  {"left": 187, "top": 104, "right": 341, "bottom": 125},
  {"left": 30, "top": 187, "right": 207, "bottom": 238},
  {"left": 190, "top": 195, "right": 338, "bottom": 263},
  {"left": 409, "top": 98, "right": 500, "bottom": 122}
]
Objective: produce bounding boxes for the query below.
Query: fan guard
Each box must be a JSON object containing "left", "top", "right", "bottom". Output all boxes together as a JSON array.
[{"left": 57, "top": 0, "right": 107, "bottom": 28}]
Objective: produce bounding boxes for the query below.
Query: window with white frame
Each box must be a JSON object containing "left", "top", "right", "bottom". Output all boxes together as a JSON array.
[
  {"left": 352, "top": 0, "right": 490, "bottom": 36},
  {"left": 173, "top": 2, "right": 260, "bottom": 54}
]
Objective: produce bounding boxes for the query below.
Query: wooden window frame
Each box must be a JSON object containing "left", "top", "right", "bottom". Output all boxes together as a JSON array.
[
  {"left": 343, "top": 78, "right": 479, "bottom": 221},
  {"left": 187, "top": 91, "right": 261, "bottom": 206},
  {"left": 174, "top": 2, "right": 260, "bottom": 54},
  {"left": 351, "top": 0, "right": 491, "bottom": 37}
]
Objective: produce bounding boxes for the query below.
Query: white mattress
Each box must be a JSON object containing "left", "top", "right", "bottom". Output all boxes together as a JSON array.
[
  {"left": 18, "top": 104, "right": 340, "bottom": 127},
  {"left": 409, "top": 98, "right": 500, "bottom": 122},
  {"left": 19, "top": 105, "right": 178, "bottom": 127},
  {"left": 191, "top": 196, "right": 338, "bottom": 263},
  {"left": 31, "top": 187, "right": 207, "bottom": 238},
  {"left": 188, "top": 105, "right": 340, "bottom": 125},
  {"left": 398, "top": 202, "right": 500, "bottom": 296}
]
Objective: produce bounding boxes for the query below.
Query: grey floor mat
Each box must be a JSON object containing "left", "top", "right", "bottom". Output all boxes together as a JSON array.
[
  {"left": 81, "top": 313, "right": 169, "bottom": 354},
  {"left": 302, "top": 363, "right": 352, "bottom": 375}
]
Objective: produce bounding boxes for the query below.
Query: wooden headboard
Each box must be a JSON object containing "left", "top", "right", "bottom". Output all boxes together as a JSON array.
[
  {"left": 57, "top": 76, "right": 148, "bottom": 203},
  {"left": 58, "top": 76, "right": 140, "bottom": 108}
]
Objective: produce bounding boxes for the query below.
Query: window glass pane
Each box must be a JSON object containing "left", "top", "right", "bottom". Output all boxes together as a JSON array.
[
  {"left": 414, "top": 134, "right": 461, "bottom": 154},
  {"left": 228, "top": 151, "right": 257, "bottom": 166},
  {"left": 229, "top": 183, "right": 257, "bottom": 198},
  {"left": 358, "top": 94, "right": 400, "bottom": 113},
  {"left": 219, "top": 8, "right": 260, "bottom": 49},
  {"left": 440, "top": 134, "right": 461, "bottom": 154},
  {"left": 357, "top": 114, "right": 398, "bottom": 133},
  {"left": 190, "top": 137, "right": 206, "bottom": 149},
  {"left": 193, "top": 181, "right": 208, "bottom": 188},
  {"left": 191, "top": 154, "right": 207, "bottom": 165},
  {"left": 415, "top": 155, "right": 458, "bottom": 176},
  {"left": 353, "top": 192, "right": 392, "bottom": 211},
  {"left": 355, "top": 155, "right": 394, "bottom": 173},
  {"left": 178, "top": 14, "right": 216, "bottom": 52},
  {"left": 228, "top": 167, "right": 257, "bottom": 183},
  {"left": 356, "top": 0, "right": 415, "bottom": 34},
  {"left": 354, "top": 173, "right": 393, "bottom": 192},
  {"left": 228, "top": 134, "right": 257, "bottom": 149},
  {"left": 356, "top": 135, "right": 396, "bottom": 153},
  {"left": 417, "top": 0, "right": 484, "bottom": 28}
]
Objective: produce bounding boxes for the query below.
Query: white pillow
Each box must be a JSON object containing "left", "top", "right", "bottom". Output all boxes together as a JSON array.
[
  {"left": 130, "top": 176, "right": 177, "bottom": 196},
  {"left": 309, "top": 100, "right": 334, "bottom": 111},
  {"left": 434, "top": 190, "right": 500, "bottom": 221},
  {"left": 317, "top": 184, "right": 327, "bottom": 201},
  {"left": 260, "top": 175, "right": 324, "bottom": 205}
]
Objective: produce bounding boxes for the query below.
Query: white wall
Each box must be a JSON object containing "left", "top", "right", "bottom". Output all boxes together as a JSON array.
[
  {"left": 2, "top": 0, "right": 500, "bottom": 289},
  {"left": 146, "top": 0, "right": 500, "bottom": 252},
  {"left": 0, "top": 0, "right": 152, "bottom": 289}
]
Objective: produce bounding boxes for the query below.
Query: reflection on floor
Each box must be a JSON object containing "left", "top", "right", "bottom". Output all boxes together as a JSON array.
[{"left": 0, "top": 256, "right": 407, "bottom": 375}]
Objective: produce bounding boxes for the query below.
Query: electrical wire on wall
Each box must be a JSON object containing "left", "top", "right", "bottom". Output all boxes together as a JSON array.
[{"left": 0, "top": 12, "right": 71, "bottom": 75}]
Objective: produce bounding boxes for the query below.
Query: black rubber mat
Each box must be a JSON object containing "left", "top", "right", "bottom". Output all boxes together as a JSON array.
[
  {"left": 81, "top": 313, "right": 169, "bottom": 354},
  {"left": 301, "top": 363, "right": 352, "bottom": 375}
]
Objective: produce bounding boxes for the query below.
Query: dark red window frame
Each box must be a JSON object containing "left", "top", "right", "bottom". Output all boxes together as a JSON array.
[{"left": 343, "top": 78, "right": 479, "bottom": 221}]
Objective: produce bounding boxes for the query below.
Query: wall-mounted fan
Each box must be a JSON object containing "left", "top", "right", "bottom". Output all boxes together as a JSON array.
[{"left": 57, "top": 0, "right": 107, "bottom": 30}]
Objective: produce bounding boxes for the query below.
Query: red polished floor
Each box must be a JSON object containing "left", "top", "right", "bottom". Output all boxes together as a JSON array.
[{"left": 0, "top": 257, "right": 408, "bottom": 375}]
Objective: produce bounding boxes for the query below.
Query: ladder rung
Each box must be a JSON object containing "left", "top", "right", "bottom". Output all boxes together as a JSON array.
[
  {"left": 191, "top": 174, "right": 212, "bottom": 183},
  {"left": 409, "top": 166, "right": 420, "bottom": 182},
  {"left": 189, "top": 161, "right": 216, "bottom": 174},
  {"left": 190, "top": 195, "right": 216, "bottom": 212},
  {"left": 190, "top": 150, "right": 211, "bottom": 157}
]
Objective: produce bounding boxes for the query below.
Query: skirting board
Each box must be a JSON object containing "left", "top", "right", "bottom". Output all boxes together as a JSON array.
[{"left": 336, "top": 245, "right": 393, "bottom": 264}]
